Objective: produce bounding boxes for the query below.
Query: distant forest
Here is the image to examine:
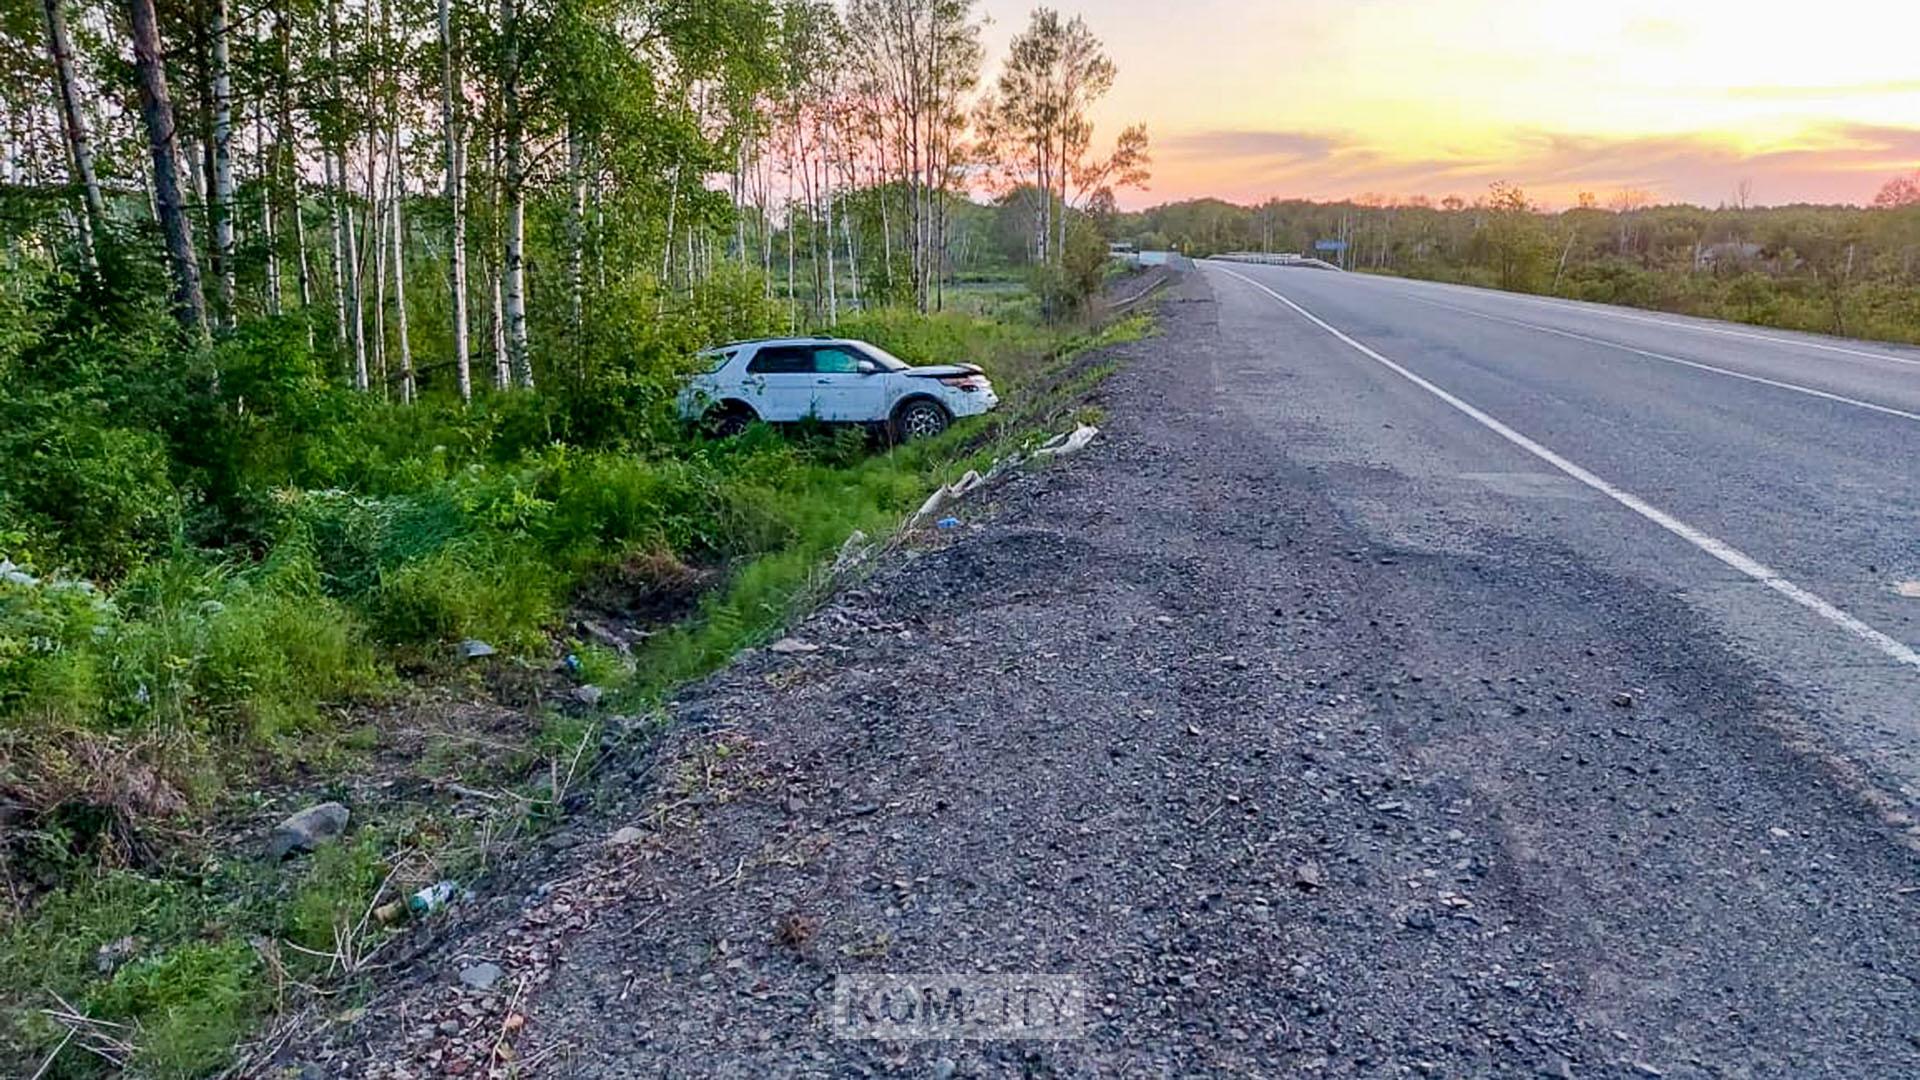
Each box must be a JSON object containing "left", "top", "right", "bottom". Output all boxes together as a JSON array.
[{"left": 1117, "top": 176, "right": 1920, "bottom": 345}]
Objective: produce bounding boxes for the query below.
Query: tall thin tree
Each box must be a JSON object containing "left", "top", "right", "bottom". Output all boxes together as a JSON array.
[
  {"left": 42, "top": 0, "right": 107, "bottom": 269},
  {"left": 127, "top": 0, "right": 209, "bottom": 336}
]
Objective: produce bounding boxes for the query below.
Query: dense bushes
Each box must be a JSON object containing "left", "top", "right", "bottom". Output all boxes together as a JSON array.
[{"left": 0, "top": 236, "right": 1105, "bottom": 1075}]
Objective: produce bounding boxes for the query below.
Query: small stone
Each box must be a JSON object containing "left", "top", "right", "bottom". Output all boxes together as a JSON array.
[
  {"left": 769, "top": 637, "right": 819, "bottom": 655},
  {"left": 438, "top": 1019, "right": 460, "bottom": 1036},
  {"left": 608, "top": 826, "right": 645, "bottom": 847},
  {"left": 1611, "top": 692, "right": 1635, "bottom": 709},
  {"left": 267, "top": 802, "right": 350, "bottom": 860},
  {"left": 569, "top": 684, "right": 604, "bottom": 708},
  {"left": 1768, "top": 826, "right": 1792, "bottom": 840},
  {"left": 931, "top": 1057, "right": 957, "bottom": 1080},
  {"left": 1403, "top": 906, "right": 1436, "bottom": 931},
  {"left": 577, "top": 619, "right": 630, "bottom": 653},
  {"left": 458, "top": 962, "right": 504, "bottom": 991},
  {"left": 93, "top": 935, "right": 141, "bottom": 975},
  {"left": 458, "top": 639, "right": 496, "bottom": 659},
  {"left": 1293, "top": 862, "right": 1324, "bottom": 890},
  {"left": 1631, "top": 1062, "right": 1664, "bottom": 1078}
]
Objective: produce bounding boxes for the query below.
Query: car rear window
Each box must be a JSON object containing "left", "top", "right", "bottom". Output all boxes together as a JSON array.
[{"left": 747, "top": 346, "right": 812, "bottom": 374}]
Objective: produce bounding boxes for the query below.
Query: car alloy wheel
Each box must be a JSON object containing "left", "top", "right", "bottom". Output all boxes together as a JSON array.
[{"left": 899, "top": 401, "right": 949, "bottom": 441}]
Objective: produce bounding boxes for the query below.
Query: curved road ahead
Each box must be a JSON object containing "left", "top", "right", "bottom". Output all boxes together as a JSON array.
[{"left": 1202, "top": 259, "right": 1920, "bottom": 812}]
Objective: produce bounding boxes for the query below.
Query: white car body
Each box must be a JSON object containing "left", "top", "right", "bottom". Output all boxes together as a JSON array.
[{"left": 676, "top": 337, "right": 1000, "bottom": 434}]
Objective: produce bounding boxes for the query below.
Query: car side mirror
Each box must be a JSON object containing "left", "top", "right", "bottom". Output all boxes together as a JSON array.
[{"left": 857, "top": 359, "right": 880, "bottom": 375}]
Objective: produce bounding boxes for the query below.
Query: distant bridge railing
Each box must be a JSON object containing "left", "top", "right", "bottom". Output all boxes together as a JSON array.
[{"left": 1210, "top": 252, "right": 1344, "bottom": 272}]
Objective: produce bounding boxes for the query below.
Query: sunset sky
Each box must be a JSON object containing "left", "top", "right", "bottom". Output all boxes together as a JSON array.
[{"left": 974, "top": 0, "right": 1920, "bottom": 210}]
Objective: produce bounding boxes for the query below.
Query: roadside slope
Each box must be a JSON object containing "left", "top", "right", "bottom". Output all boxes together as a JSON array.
[{"left": 344, "top": 272, "right": 1920, "bottom": 1079}]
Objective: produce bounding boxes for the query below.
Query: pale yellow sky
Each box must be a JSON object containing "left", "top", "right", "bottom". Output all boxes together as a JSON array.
[{"left": 975, "top": 0, "right": 1920, "bottom": 208}]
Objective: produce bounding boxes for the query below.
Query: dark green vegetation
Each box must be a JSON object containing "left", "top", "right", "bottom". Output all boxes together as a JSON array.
[
  {"left": 0, "top": 243, "right": 1150, "bottom": 1072},
  {"left": 1121, "top": 178, "right": 1920, "bottom": 344}
]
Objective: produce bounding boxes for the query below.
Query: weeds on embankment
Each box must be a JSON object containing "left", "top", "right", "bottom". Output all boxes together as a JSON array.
[{"left": 0, "top": 296, "right": 1152, "bottom": 1077}]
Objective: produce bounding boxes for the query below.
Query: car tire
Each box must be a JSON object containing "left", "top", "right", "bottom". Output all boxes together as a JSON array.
[
  {"left": 891, "top": 398, "right": 950, "bottom": 443},
  {"left": 704, "top": 402, "right": 757, "bottom": 438}
]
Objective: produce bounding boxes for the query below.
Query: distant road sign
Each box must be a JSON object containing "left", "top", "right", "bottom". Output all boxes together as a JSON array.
[{"left": 1314, "top": 240, "right": 1349, "bottom": 253}]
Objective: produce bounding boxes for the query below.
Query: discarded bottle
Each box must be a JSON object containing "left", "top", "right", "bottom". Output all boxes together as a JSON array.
[
  {"left": 375, "top": 880, "right": 460, "bottom": 925},
  {"left": 409, "top": 880, "right": 459, "bottom": 915}
]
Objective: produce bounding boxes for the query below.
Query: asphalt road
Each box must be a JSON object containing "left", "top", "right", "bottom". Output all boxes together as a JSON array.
[{"left": 1201, "top": 260, "right": 1920, "bottom": 817}]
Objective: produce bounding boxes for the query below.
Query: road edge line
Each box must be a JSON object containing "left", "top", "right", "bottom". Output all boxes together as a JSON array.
[{"left": 1391, "top": 292, "right": 1920, "bottom": 424}]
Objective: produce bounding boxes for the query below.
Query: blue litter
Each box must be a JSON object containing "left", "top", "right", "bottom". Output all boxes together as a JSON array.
[{"left": 936, "top": 517, "right": 961, "bottom": 529}]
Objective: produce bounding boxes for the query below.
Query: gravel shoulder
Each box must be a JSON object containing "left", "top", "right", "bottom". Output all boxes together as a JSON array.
[{"left": 336, "top": 271, "right": 1920, "bottom": 1079}]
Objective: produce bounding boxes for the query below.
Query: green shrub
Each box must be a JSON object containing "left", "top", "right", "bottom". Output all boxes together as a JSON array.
[
  {"left": 90, "top": 939, "right": 264, "bottom": 1078},
  {"left": 0, "top": 400, "right": 184, "bottom": 579},
  {"left": 366, "top": 540, "right": 563, "bottom": 650}
]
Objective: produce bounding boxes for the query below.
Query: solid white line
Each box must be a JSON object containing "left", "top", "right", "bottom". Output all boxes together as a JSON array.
[
  {"left": 1380, "top": 274, "right": 1920, "bottom": 369},
  {"left": 1391, "top": 292, "right": 1920, "bottom": 425},
  {"left": 1211, "top": 264, "right": 1920, "bottom": 672}
]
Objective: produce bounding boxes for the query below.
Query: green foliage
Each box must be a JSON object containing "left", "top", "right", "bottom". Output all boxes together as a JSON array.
[
  {"left": 91, "top": 940, "right": 264, "bottom": 1077},
  {"left": 1118, "top": 187, "right": 1920, "bottom": 345},
  {"left": 282, "top": 833, "right": 391, "bottom": 953}
]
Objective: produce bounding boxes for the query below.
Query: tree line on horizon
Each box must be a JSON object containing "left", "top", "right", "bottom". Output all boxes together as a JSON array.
[{"left": 1119, "top": 173, "right": 1920, "bottom": 344}]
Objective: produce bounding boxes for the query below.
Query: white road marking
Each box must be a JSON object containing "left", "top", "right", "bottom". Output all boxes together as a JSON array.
[
  {"left": 1212, "top": 264, "right": 1920, "bottom": 673},
  {"left": 1377, "top": 273, "right": 1920, "bottom": 369},
  {"left": 1392, "top": 292, "right": 1920, "bottom": 425}
]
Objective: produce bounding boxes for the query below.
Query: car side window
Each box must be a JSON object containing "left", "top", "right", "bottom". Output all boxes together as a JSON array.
[
  {"left": 811, "top": 347, "right": 864, "bottom": 374},
  {"left": 747, "top": 346, "right": 811, "bottom": 375}
]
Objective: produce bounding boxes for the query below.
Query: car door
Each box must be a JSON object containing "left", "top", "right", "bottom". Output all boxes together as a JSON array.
[
  {"left": 743, "top": 345, "right": 816, "bottom": 421},
  {"left": 807, "top": 345, "right": 889, "bottom": 421}
]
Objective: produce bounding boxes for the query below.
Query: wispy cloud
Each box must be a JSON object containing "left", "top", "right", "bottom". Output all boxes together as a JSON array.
[
  {"left": 1724, "top": 81, "right": 1920, "bottom": 100},
  {"left": 1156, "top": 123, "right": 1920, "bottom": 208},
  {"left": 1159, "top": 130, "right": 1347, "bottom": 162}
]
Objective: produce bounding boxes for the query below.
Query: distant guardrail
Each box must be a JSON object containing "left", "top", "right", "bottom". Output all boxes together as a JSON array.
[{"left": 1210, "top": 252, "right": 1343, "bottom": 272}]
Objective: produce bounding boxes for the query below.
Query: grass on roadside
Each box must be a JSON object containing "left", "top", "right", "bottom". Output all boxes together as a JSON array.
[{"left": 0, "top": 303, "right": 1150, "bottom": 1078}]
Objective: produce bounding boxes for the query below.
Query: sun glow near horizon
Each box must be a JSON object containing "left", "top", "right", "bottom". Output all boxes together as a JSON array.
[{"left": 977, "top": 0, "right": 1920, "bottom": 209}]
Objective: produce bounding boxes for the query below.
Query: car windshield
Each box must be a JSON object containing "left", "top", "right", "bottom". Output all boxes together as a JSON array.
[{"left": 857, "top": 343, "right": 911, "bottom": 371}]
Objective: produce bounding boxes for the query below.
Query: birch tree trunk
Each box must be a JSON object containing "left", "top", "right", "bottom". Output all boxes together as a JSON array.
[
  {"left": 440, "top": 0, "right": 470, "bottom": 401},
  {"left": 342, "top": 163, "right": 367, "bottom": 388},
  {"left": 127, "top": 0, "right": 208, "bottom": 337},
  {"left": 389, "top": 126, "right": 412, "bottom": 402},
  {"left": 278, "top": 5, "right": 309, "bottom": 316},
  {"left": 326, "top": 151, "right": 349, "bottom": 356},
  {"left": 260, "top": 105, "right": 281, "bottom": 315},
  {"left": 210, "top": 0, "right": 236, "bottom": 327},
  {"left": 326, "top": 0, "right": 366, "bottom": 387},
  {"left": 567, "top": 120, "right": 586, "bottom": 343},
  {"left": 42, "top": 0, "right": 106, "bottom": 269},
  {"left": 501, "top": 0, "right": 531, "bottom": 389}
]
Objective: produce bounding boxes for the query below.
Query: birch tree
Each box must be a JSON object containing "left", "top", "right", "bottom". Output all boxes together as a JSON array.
[
  {"left": 41, "top": 0, "right": 106, "bottom": 268},
  {"left": 440, "top": 0, "right": 471, "bottom": 401},
  {"left": 127, "top": 0, "right": 209, "bottom": 336}
]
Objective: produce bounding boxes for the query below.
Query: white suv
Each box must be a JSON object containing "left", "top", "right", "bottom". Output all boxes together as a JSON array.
[{"left": 677, "top": 337, "right": 1000, "bottom": 441}]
